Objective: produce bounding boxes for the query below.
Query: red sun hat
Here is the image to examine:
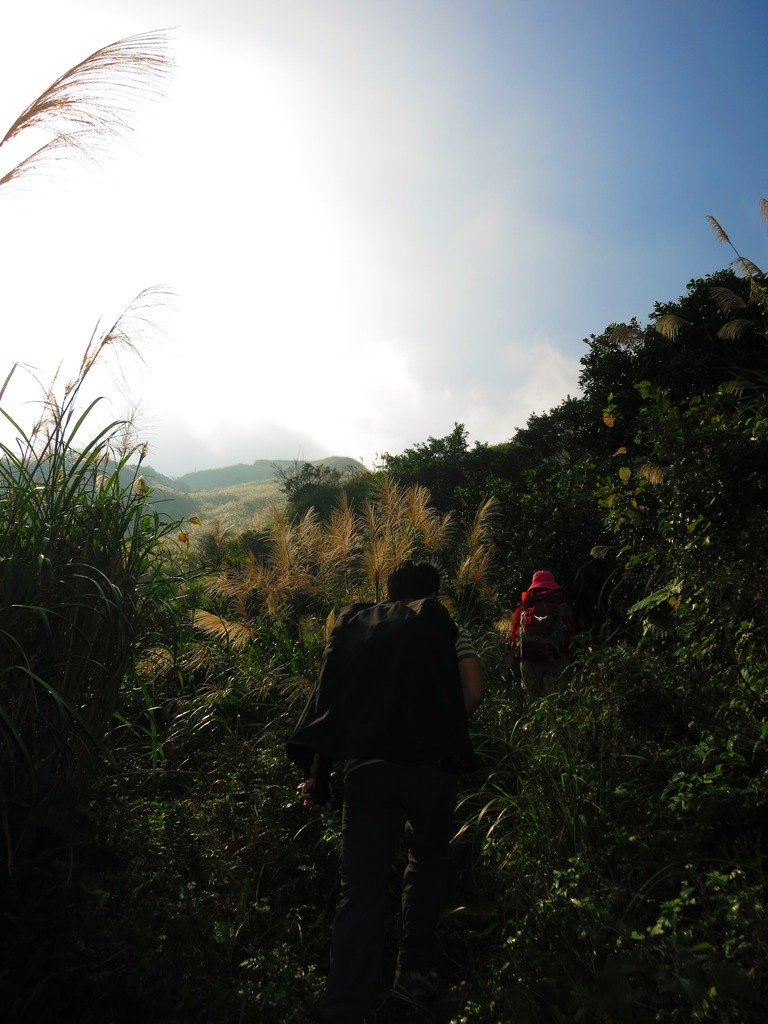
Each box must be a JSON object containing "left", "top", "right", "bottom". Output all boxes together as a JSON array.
[{"left": 529, "top": 569, "right": 560, "bottom": 590}]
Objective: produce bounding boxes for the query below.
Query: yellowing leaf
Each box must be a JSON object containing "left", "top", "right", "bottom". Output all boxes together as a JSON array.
[
  {"left": 619, "top": 467, "right": 632, "bottom": 485},
  {"left": 613, "top": 446, "right": 627, "bottom": 457},
  {"left": 178, "top": 531, "right": 189, "bottom": 544},
  {"left": 189, "top": 516, "right": 201, "bottom": 525},
  {"left": 668, "top": 596, "right": 681, "bottom": 611},
  {"left": 602, "top": 411, "right": 615, "bottom": 428}
]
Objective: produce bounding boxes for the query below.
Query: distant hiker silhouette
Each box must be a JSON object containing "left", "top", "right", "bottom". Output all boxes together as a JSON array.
[{"left": 506, "top": 569, "right": 574, "bottom": 698}]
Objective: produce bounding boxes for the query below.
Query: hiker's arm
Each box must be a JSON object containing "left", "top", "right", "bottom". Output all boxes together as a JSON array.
[
  {"left": 505, "top": 606, "right": 522, "bottom": 677},
  {"left": 459, "top": 655, "right": 484, "bottom": 717}
]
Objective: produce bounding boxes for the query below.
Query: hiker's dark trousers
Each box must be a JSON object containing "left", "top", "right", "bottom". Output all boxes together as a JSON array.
[{"left": 320, "top": 760, "right": 457, "bottom": 1024}]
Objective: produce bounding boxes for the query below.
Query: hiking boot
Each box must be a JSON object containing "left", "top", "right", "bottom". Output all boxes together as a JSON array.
[{"left": 392, "top": 966, "right": 442, "bottom": 1003}]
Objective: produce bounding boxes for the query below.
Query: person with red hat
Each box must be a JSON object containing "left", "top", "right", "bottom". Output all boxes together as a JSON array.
[{"left": 505, "top": 569, "right": 575, "bottom": 697}]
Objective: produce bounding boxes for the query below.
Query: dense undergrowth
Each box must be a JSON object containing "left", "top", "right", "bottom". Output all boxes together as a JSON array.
[
  {"left": 2, "top": 615, "right": 765, "bottom": 1023},
  {"left": 3, "top": 259, "right": 768, "bottom": 1021}
]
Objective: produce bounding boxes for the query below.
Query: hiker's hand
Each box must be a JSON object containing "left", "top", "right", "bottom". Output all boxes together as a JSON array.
[{"left": 298, "top": 777, "right": 331, "bottom": 812}]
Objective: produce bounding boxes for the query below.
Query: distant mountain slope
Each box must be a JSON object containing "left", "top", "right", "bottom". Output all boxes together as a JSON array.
[
  {"left": 139, "top": 464, "right": 191, "bottom": 492},
  {"left": 123, "top": 456, "right": 367, "bottom": 531},
  {"left": 124, "top": 476, "right": 282, "bottom": 529},
  {"left": 186, "top": 478, "right": 283, "bottom": 532},
  {"left": 174, "top": 457, "right": 364, "bottom": 492}
]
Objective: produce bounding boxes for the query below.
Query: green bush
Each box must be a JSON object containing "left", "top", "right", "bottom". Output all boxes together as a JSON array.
[{"left": 0, "top": 363, "right": 184, "bottom": 862}]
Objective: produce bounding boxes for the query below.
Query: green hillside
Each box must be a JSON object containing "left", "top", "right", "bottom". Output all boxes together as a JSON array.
[
  {"left": 122, "top": 457, "right": 366, "bottom": 529},
  {"left": 185, "top": 477, "right": 283, "bottom": 532},
  {"left": 174, "top": 456, "right": 364, "bottom": 492}
]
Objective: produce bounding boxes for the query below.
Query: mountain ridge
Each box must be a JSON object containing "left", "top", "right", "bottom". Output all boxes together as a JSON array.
[{"left": 165, "top": 456, "right": 364, "bottom": 492}]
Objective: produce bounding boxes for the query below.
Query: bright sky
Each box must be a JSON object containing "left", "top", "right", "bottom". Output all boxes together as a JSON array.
[{"left": 1, "top": 0, "right": 767, "bottom": 475}]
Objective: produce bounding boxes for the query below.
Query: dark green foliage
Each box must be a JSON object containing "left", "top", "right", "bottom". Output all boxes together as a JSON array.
[
  {"left": 0, "top": 385, "right": 186, "bottom": 863},
  {"left": 445, "top": 259, "right": 768, "bottom": 1023},
  {"left": 450, "top": 633, "right": 765, "bottom": 1023},
  {"left": 279, "top": 460, "right": 378, "bottom": 521},
  {"left": 381, "top": 423, "right": 474, "bottom": 511}
]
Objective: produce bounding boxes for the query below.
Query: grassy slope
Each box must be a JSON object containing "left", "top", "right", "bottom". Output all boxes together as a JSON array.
[
  {"left": 133, "top": 457, "right": 366, "bottom": 529},
  {"left": 187, "top": 478, "right": 283, "bottom": 532},
  {"left": 175, "top": 457, "right": 364, "bottom": 492}
]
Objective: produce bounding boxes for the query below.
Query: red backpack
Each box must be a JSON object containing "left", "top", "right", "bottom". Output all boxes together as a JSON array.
[{"left": 514, "top": 590, "right": 570, "bottom": 662}]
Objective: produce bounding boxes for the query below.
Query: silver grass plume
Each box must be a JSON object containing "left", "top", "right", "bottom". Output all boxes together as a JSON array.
[
  {"left": 709, "top": 286, "right": 747, "bottom": 314},
  {"left": 706, "top": 215, "right": 731, "bottom": 245},
  {"left": 717, "top": 319, "right": 753, "bottom": 341},
  {"left": 0, "top": 30, "right": 173, "bottom": 189},
  {"left": 654, "top": 314, "right": 687, "bottom": 340},
  {"left": 607, "top": 324, "right": 643, "bottom": 350},
  {"left": 732, "top": 256, "right": 764, "bottom": 279},
  {"left": 638, "top": 463, "right": 666, "bottom": 484},
  {"left": 590, "top": 545, "right": 613, "bottom": 559}
]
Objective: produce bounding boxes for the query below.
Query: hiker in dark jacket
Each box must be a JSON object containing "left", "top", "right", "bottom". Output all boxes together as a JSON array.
[
  {"left": 286, "top": 560, "right": 483, "bottom": 1024},
  {"left": 506, "top": 569, "right": 574, "bottom": 698}
]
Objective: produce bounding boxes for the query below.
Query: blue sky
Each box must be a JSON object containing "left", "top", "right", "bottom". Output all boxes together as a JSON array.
[{"left": 1, "top": 1, "right": 766, "bottom": 474}]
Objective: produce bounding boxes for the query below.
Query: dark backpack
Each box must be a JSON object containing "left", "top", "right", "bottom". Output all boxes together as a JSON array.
[
  {"left": 286, "top": 597, "right": 475, "bottom": 770},
  {"left": 517, "top": 593, "right": 569, "bottom": 662}
]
